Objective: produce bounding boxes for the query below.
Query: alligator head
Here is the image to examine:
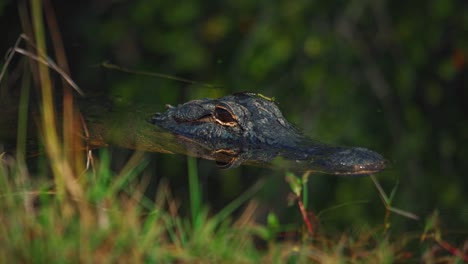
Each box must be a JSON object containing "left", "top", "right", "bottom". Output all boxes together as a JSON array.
[{"left": 151, "top": 92, "right": 387, "bottom": 175}]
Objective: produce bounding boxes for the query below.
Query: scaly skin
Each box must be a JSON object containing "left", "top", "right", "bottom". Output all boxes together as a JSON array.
[
  {"left": 1, "top": 93, "right": 386, "bottom": 175},
  {"left": 151, "top": 92, "right": 387, "bottom": 175}
]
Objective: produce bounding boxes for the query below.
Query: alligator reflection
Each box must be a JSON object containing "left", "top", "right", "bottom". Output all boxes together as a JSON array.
[{"left": 151, "top": 93, "right": 387, "bottom": 176}]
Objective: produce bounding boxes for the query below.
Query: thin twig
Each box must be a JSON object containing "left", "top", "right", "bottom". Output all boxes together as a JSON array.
[
  {"left": 370, "top": 175, "right": 419, "bottom": 221},
  {"left": 100, "top": 61, "right": 222, "bottom": 89},
  {"left": 0, "top": 34, "right": 84, "bottom": 95},
  {"left": 14, "top": 47, "right": 83, "bottom": 95},
  {"left": 0, "top": 35, "right": 23, "bottom": 82}
]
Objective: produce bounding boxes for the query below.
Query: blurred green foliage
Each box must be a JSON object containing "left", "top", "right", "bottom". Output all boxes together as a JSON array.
[{"left": 1, "top": 0, "right": 467, "bottom": 232}]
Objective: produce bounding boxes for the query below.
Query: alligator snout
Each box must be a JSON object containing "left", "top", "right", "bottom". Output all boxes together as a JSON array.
[{"left": 317, "top": 147, "right": 388, "bottom": 175}]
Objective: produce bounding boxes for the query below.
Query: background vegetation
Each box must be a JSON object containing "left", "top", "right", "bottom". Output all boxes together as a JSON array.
[{"left": 0, "top": 0, "right": 466, "bottom": 262}]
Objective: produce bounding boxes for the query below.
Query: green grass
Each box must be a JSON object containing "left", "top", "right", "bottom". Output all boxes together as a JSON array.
[
  {"left": 0, "top": 1, "right": 466, "bottom": 262},
  {"left": 0, "top": 154, "right": 418, "bottom": 263}
]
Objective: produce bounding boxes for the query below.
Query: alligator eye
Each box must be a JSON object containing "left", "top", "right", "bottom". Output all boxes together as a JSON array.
[
  {"left": 213, "top": 149, "right": 241, "bottom": 169},
  {"left": 214, "top": 105, "right": 238, "bottom": 127}
]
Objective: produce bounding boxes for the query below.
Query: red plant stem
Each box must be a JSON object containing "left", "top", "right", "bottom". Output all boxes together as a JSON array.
[
  {"left": 437, "top": 239, "right": 468, "bottom": 262},
  {"left": 297, "top": 200, "right": 314, "bottom": 236}
]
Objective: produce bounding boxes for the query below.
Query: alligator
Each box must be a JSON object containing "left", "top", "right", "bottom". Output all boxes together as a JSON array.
[
  {"left": 1, "top": 92, "right": 387, "bottom": 175},
  {"left": 150, "top": 92, "right": 387, "bottom": 175}
]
